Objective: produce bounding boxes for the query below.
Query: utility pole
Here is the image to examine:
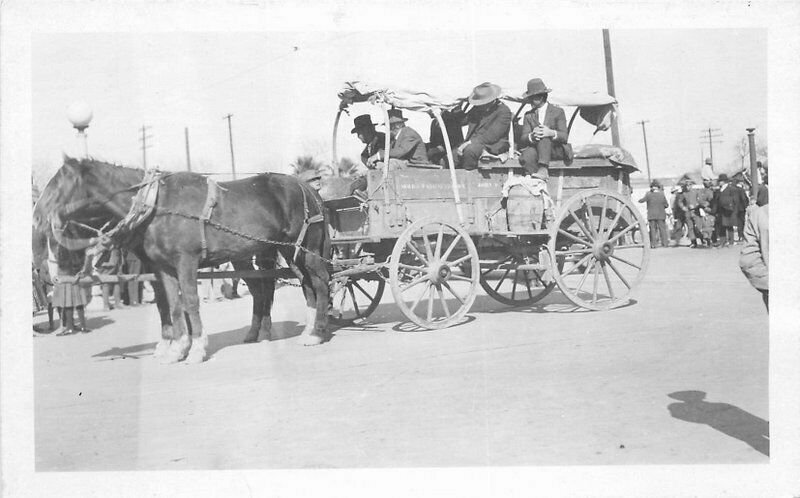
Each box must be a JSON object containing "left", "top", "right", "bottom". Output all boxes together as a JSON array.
[
  {"left": 699, "top": 127, "right": 723, "bottom": 166},
  {"left": 223, "top": 113, "right": 237, "bottom": 180},
  {"left": 636, "top": 120, "right": 652, "bottom": 184},
  {"left": 602, "top": 29, "right": 621, "bottom": 147},
  {"left": 139, "top": 125, "right": 153, "bottom": 170},
  {"left": 746, "top": 128, "right": 759, "bottom": 199},
  {"left": 184, "top": 127, "right": 192, "bottom": 172}
]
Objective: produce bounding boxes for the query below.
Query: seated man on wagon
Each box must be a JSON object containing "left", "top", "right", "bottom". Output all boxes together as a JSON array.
[
  {"left": 426, "top": 109, "right": 464, "bottom": 167},
  {"left": 451, "top": 82, "right": 512, "bottom": 170},
  {"left": 348, "top": 114, "right": 386, "bottom": 193},
  {"left": 383, "top": 109, "right": 429, "bottom": 167},
  {"left": 517, "top": 78, "right": 573, "bottom": 180}
]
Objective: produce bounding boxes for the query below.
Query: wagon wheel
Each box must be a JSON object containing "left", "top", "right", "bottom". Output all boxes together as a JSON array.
[
  {"left": 479, "top": 245, "right": 556, "bottom": 306},
  {"left": 547, "top": 189, "right": 650, "bottom": 311},
  {"left": 389, "top": 218, "right": 480, "bottom": 329},
  {"left": 329, "top": 273, "right": 386, "bottom": 326}
]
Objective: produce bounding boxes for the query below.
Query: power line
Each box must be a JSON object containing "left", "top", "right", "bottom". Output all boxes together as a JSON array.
[{"left": 699, "top": 127, "right": 723, "bottom": 166}]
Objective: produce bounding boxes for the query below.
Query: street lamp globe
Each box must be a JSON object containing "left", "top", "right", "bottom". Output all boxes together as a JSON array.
[{"left": 67, "top": 102, "right": 93, "bottom": 132}]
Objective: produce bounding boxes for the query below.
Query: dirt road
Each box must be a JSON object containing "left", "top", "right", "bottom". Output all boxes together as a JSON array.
[{"left": 33, "top": 245, "right": 768, "bottom": 470}]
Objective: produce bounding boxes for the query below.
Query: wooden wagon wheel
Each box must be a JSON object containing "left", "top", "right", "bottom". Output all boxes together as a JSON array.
[
  {"left": 389, "top": 218, "right": 480, "bottom": 329},
  {"left": 329, "top": 273, "right": 386, "bottom": 326},
  {"left": 547, "top": 189, "right": 650, "bottom": 311},
  {"left": 479, "top": 242, "right": 556, "bottom": 306}
]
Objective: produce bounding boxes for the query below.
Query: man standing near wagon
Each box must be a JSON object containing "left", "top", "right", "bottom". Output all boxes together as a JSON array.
[
  {"left": 517, "top": 78, "right": 572, "bottom": 180},
  {"left": 452, "top": 82, "right": 512, "bottom": 170},
  {"left": 638, "top": 181, "right": 669, "bottom": 248}
]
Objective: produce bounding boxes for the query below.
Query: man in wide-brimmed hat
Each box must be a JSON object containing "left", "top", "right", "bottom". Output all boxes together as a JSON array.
[
  {"left": 347, "top": 114, "right": 386, "bottom": 193},
  {"left": 451, "top": 82, "right": 512, "bottom": 170},
  {"left": 638, "top": 180, "right": 670, "bottom": 248},
  {"left": 517, "top": 78, "right": 572, "bottom": 180}
]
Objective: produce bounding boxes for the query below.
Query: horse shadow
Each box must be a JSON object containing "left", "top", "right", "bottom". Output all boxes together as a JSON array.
[
  {"left": 667, "top": 390, "right": 769, "bottom": 456},
  {"left": 91, "top": 320, "right": 304, "bottom": 360}
]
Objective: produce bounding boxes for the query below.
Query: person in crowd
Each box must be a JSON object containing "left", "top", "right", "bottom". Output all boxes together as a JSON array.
[
  {"left": 517, "top": 78, "right": 572, "bottom": 180},
  {"left": 380, "top": 109, "right": 428, "bottom": 167},
  {"left": 716, "top": 173, "right": 740, "bottom": 248},
  {"left": 451, "top": 82, "right": 512, "bottom": 170},
  {"left": 755, "top": 161, "right": 768, "bottom": 206},
  {"left": 638, "top": 180, "right": 669, "bottom": 248},
  {"left": 670, "top": 182, "right": 692, "bottom": 247},
  {"left": 691, "top": 178, "right": 716, "bottom": 248},
  {"left": 426, "top": 109, "right": 464, "bottom": 167},
  {"left": 681, "top": 180, "right": 701, "bottom": 248},
  {"left": 124, "top": 249, "right": 142, "bottom": 306},
  {"left": 48, "top": 241, "right": 90, "bottom": 335},
  {"left": 739, "top": 203, "right": 769, "bottom": 311},
  {"left": 732, "top": 179, "right": 749, "bottom": 242},
  {"left": 95, "top": 246, "right": 125, "bottom": 310},
  {"left": 348, "top": 114, "right": 386, "bottom": 194}
]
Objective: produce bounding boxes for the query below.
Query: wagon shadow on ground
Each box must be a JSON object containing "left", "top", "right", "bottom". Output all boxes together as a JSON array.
[{"left": 91, "top": 320, "right": 304, "bottom": 360}]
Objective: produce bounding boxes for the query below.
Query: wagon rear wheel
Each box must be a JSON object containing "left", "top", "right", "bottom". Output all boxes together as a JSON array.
[
  {"left": 329, "top": 274, "right": 386, "bottom": 326},
  {"left": 389, "top": 218, "right": 480, "bottom": 329},
  {"left": 479, "top": 250, "right": 555, "bottom": 306},
  {"left": 547, "top": 189, "right": 650, "bottom": 310}
]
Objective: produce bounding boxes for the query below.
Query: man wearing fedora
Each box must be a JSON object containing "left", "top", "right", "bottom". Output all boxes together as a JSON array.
[
  {"left": 716, "top": 173, "right": 740, "bottom": 247},
  {"left": 452, "top": 82, "right": 512, "bottom": 170},
  {"left": 348, "top": 114, "right": 386, "bottom": 193},
  {"left": 517, "top": 78, "right": 572, "bottom": 180},
  {"left": 384, "top": 109, "right": 428, "bottom": 166}
]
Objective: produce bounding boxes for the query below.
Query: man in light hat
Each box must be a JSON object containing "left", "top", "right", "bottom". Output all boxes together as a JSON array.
[
  {"left": 452, "top": 82, "right": 512, "bottom": 170},
  {"left": 517, "top": 78, "right": 571, "bottom": 180}
]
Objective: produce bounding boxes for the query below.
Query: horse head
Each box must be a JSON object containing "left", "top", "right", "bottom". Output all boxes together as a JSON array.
[{"left": 34, "top": 156, "right": 145, "bottom": 251}]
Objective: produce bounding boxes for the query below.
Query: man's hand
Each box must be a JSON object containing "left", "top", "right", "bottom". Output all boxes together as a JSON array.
[
  {"left": 456, "top": 140, "right": 471, "bottom": 156},
  {"left": 366, "top": 154, "right": 380, "bottom": 168},
  {"left": 533, "top": 125, "right": 556, "bottom": 140}
]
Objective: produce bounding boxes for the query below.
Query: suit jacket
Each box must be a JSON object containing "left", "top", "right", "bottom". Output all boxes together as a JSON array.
[
  {"left": 638, "top": 190, "right": 669, "bottom": 220},
  {"left": 387, "top": 126, "right": 428, "bottom": 164},
  {"left": 457, "top": 100, "right": 512, "bottom": 154},
  {"left": 717, "top": 185, "right": 741, "bottom": 226},
  {"left": 518, "top": 103, "right": 568, "bottom": 147},
  {"left": 360, "top": 132, "right": 386, "bottom": 166}
]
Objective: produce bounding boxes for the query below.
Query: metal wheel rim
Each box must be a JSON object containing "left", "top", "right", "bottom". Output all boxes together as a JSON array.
[
  {"left": 389, "top": 217, "right": 480, "bottom": 329},
  {"left": 547, "top": 189, "right": 650, "bottom": 310}
]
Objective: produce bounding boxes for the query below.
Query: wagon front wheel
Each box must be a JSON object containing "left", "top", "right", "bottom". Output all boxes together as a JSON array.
[
  {"left": 389, "top": 218, "right": 480, "bottom": 329},
  {"left": 547, "top": 189, "right": 650, "bottom": 310},
  {"left": 329, "top": 274, "right": 386, "bottom": 326}
]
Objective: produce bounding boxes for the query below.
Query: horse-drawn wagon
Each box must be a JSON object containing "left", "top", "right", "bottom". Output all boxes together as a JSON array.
[{"left": 325, "top": 82, "right": 650, "bottom": 329}]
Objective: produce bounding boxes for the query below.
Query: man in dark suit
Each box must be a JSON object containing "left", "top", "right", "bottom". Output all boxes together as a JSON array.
[
  {"left": 384, "top": 109, "right": 428, "bottom": 166},
  {"left": 638, "top": 181, "right": 669, "bottom": 248},
  {"left": 517, "top": 78, "right": 573, "bottom": 180},
  {"left": 348, "top": 114, "right": 386, "bottom": 194},
  {"left": 452, "top": 82, "right": 512, "bottom": 170},
  {"left": 716, "top": 174, "right": 740, "bottom": 247},
  {"left": 732, "top": 180, "right": 749, "bottom": 242}
]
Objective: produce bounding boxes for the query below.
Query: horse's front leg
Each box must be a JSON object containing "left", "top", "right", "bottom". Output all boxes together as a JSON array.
[
  {"left": 234, "top": 258, "right": 266, "bottom": 343},
  {"left": 178, "top": 257, "right": 206, "bottom": 364},
  {"left": 293, "top": 254, "right": 329, "bottom": 346},
  {"left": 150, "top": 274, "right": 175, "bottom": 358},
  {"left": 157, "top": 268, "right": 190, "bottom": 364}
]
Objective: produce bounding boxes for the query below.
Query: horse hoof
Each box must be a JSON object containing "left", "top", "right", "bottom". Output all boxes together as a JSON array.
[
  {"left": 153, "top": 340, "right": 172, "bottom": 358},
  {"left": 185, "top": 349, "right": 206, "bottom": 364},
  {"left": 298, "top": 334, "right": 323, "bottom": 347},
  {"left": 158, "top": 350, "right": 183, "bottom": 364},
  {"left": 243, "top": 334, "right": 259, "bottom": 344}
]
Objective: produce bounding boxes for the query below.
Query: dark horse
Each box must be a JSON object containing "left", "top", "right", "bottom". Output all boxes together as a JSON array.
[{"left": 36, "top": 157, "right": 330, "bottom": 363}]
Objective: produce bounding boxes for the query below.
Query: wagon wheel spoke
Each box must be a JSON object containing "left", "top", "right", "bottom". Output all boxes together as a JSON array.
[
  {"left": 592, "top": 261, "right": 601, "bottom": 304},
  {"left": 558, "top": 228, "right": 592, "bottom": 248},
  {"left": 435, "top": 225, "right": 444, "bottom": 260},
  {"left": 448, "top": 274, "right": 473, "bottom": 283},
  {"left": 427, "top": 285, "right": 436, "bottom": 322},
  {"left": 400, "top": 274, "right": 429, "bottom": 292},
  {"left": 604, "top": 203, "right": 626, "bottom": 238},
  {"left": 352, "top": 280, "right": 376, "bottom": 301},
  {"left": 511, "top": 268, "right": 519, "bottom": 300},
  {"left": 447, "top": 254, "right": 473, "bottom": 268},
  {"left": 440, "top": 233, "right": 463, "bottom": 261},
  {"left": 437, "top": 285, "right": 451, "bottom": 318},
  {"left": 494, "top": 266, "right": 512, "bottom": 292},
  {"left": 600, "top": 261, "right": 616, "bottom": 300},
  {"left": 567, "top": 206, "right": 596, "bottom": 242},
  {"left": 531, "top": 270, "right": 546, "bottom": 287},
  {"left": 560, "top": 253, "right": 594, "bottom": 278},
  {"left": 523, "top": 270, "right": 533, "bottom": 299},
  {"left": 607, "top": 219, "right": 640, "bottom": 245},
  {"left": 347, "top": 284, "right": 361, "bottom": 316},
  {"left": 442, "top": 281, "right": 465, "bottom": 305},
  {"left": 410, "top": 282, "right": 432, "bottom": 313},
  {"left": 577, "top": 199, "right": 599, "bottom": 239},
  {"left": 575, "top": 258, "right": 596, "bottom": 296},
  {"left": 398, "top": 262, "right": 426, "bottom": 272},
  {"left": 598, "top": 194, "right": 609, "bottom": 234},
  {"left": 406, "top": 240, "right": 428, "bottom": 265},
  {"left": 481, "top": 256, "right": 512, "bottom": 277},
  {"left": 606, "top": 259, "right": 632, "bottom": 290},
  {"left": 422, "top": 231, "right": 434, "bottom": 261},
  {"left": 609, "top": 254, "right": 641, "bottom": 271}
]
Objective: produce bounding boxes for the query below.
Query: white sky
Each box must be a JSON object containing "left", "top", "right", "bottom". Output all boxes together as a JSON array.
[{"left": 32, "top": 28, "right": 766, "bottom": 182}]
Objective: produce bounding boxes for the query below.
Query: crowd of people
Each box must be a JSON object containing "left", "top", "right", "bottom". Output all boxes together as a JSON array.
[{"left": 638, "top": 162, "right": 768, "bottom": 250}]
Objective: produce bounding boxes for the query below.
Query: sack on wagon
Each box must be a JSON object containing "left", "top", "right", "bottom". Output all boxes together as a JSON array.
[{"left": 501, "top": 176, "right": 554, "bottom": 232}]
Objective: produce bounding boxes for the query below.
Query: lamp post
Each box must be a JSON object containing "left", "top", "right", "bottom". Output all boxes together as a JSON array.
[{"left": 66, "top": 102, "right": 93, "bottom": 158}]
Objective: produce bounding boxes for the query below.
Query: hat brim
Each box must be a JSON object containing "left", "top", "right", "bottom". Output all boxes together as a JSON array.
[
  {"left": 351, "top": 124, "right": 375, "bottom": 133},
  {"left": 521, "top": 88, "right": 552, "bottom": 99},
  {"left": 468, "top": 96, "right": 497, "bottom": 106}
]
